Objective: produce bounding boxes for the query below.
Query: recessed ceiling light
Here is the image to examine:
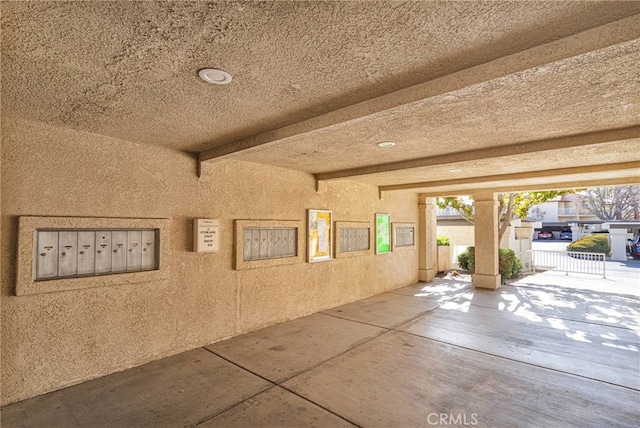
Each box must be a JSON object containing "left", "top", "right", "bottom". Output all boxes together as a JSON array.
[
  {"left": 377, "top": 141, "right": 396, "bottom": 148},
  {"left": 449, "top": 169, "right": 462, "bottom": 173},
  {"left": 198, "top": 68, "right": 232, "bottom": 85}
]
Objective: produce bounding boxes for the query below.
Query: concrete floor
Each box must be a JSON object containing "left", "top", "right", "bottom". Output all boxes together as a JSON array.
[{"left": 2, "top": 277, "right": 639, "bottom": 427}]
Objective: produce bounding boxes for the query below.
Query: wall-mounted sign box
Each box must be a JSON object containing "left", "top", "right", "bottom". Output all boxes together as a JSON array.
[
  {"left": 308, "top": 209, "right": 332, "bottom": 262},
  {"left": 375, "top": 213, "right": 391, "bottom": 254},
  {"left": 193, "top": 219, "right": 220, "bottom": 253}
]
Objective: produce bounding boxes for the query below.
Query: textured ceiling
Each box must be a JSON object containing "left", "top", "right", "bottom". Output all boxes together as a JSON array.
[{"left": 2, "top": 1, "right": 640, "bottom": 195}]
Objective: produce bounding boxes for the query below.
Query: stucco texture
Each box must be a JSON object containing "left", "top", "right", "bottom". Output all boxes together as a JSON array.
[{"left": 0, "top": 119, "right": 418, "bottom": 404}]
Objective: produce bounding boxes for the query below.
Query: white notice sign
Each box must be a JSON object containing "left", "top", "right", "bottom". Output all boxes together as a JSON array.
[
  {"left": 318, "top": 218, "right": 328, "bottom": 253},
  {"left": 194, "top": 219, "right": 220, "bottom": 253}
]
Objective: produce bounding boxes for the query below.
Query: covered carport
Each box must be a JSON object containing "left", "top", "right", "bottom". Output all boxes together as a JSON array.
[
  {"left": 607, "top": 221, "right": 640, "bottom": 261},
  {"left": 2, "top": 0, "right": 640, "bottom": 416}
]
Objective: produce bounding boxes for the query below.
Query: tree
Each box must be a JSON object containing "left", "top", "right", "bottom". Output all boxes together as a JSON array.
[
  {"left": 438, "top": 191, "right": 571, "bottom": 242},
  {"left": 529, "top": 206, "right": 546, "bottom": 221},
  {"left": 577, "top": 186, "right": 640, "bottom": 220}
]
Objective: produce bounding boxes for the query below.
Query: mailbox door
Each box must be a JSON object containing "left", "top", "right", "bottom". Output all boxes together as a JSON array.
[
  {"left": 111, "top": 231, "right": 127, "bottom": 272},
  {"left": 141, "top": 230, "right": 156, "bottom": 270},
  {"left": 95, "top": 231, "right": 112, "bottom": 273},
  {"left": 127, "top": 230, "right": 142, "bottom": 271},
  {"left": 36, "top": 231, "right": 59, "bottom": 279},
  {"left": 77, "top": 231, "right": 96, "bottom": 275},
  {"left": 58, "top": 231, "right": 78, "bottom": 277}
]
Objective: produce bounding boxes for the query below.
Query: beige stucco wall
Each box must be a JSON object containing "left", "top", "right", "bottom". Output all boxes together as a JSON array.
[
  {"left": 437, "top": 221, "right": 512, "bottom": 268},
  {"left": 1, "top": 119, "right": 419, "bottom": 404}
]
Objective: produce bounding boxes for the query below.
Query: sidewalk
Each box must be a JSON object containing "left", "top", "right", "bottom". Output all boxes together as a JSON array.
[
  {"left": 528, "top": 240, "right": 640, "bottom": 297},
  {"left": 518, "top": 258, "right": 640, "bottom": 297}
]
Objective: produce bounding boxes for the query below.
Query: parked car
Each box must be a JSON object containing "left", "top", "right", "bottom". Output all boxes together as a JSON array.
[
  {"left": 537, "top": 231, "right": 553, "bottom": 240},
  {"left": 630, "top": 234, "right": 640, "bottom": 259},
  {"left": 560, "top": 231, "right": 572, "bottom": 240}
]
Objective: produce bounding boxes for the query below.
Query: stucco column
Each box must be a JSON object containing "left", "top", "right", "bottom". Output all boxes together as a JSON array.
[
  {"left": 472, "top": 192, "right": 501, "bottom": 289},
  {"left": 418, "top": 195, "right": 437, "bottom": 282},
  {"left": 609, "top": 228, "right": 628, "bottom": 262}
]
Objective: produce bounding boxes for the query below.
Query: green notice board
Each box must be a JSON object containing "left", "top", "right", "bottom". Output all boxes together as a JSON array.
[{"left": 375, "top": 214, "right": 391, "bottom": 254}]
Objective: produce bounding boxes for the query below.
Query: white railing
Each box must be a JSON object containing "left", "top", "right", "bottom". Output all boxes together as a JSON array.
[{"left": 530, "top": 250, "right": 606, "bottom": 278}]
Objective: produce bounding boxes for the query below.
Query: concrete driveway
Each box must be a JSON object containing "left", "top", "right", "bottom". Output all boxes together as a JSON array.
[{"left": 2, "top": 278, "right": 639, "bottom": 427}]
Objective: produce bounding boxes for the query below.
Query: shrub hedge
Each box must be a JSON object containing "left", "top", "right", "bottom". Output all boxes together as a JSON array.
[
  {"left": 567, "top": 234, "right": 611, "bottom": 254},
  {"left": 457, "top": 247, "right": 475, "bottom": 272},
  {"left": 437, "top": 236, "right": 450, "bottom": 246},
  {"left": 499, "top": 248, "right": 523, "bottom": 281},
  {"left": 457, "top": 246, "right": 522, "bottom": 283}
]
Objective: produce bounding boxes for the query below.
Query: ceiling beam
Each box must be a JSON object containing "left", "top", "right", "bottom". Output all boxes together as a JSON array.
[
  {"left": 413, "top": 176, "right": 640, "bottom": 198},
  {"left": 379, "top": 161, "right": 640, "bottom": 192},
  {"left": 199, "top": 15, "right": 640, "bottom": 165},
  {"left": 315, "top": 126, "right": 640, "bottom": 181}
]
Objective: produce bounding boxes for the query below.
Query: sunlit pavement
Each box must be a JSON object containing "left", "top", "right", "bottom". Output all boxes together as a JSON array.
[
  {"left": 529, "top": 240, "right": 640, "bottom": 297},
  {"left": 3, "top": 277, "right": 639, "bottom": 427}
]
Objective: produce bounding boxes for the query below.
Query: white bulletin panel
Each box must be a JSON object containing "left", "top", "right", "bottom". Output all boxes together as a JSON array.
[{"left": 193, "top": 219, "right": 220, "bottom": 253}]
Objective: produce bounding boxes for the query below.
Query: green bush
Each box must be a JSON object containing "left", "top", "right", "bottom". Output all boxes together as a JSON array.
[
  {"left": 437, "top": 236, "right": 450, "bottom": 246},
  {"left": 499, "top": 248, "right": 522, "bottom": 281},
  {"left": 457, "top": 251, "right": 469, "bottom": 270},
  {"left": 457, "top": 246, "right": 522, "bottom": 283},
  {"left": 457, "top": 246, "right": 475, "bottom": 272},
  {"left": 567, "top": 234, "right": 611, "bottom": 254}
]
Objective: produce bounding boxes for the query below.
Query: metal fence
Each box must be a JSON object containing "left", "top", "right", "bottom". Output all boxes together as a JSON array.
[{"left": 530, "top": 250, "right": 606, "bottom": 278}]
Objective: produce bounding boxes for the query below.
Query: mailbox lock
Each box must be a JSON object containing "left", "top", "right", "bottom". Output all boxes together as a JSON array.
[
  {"left": 40, "top": 253, "right": 46, "bottom": 257},
  {"left": 79, "top": 251, "right": 85, "bottom": 255},
  {"left": 61, "top": 252, "right": 66, "bottom": 256},
  {"left": 97, "top": 250, "right": 102, "bottom": 254}
]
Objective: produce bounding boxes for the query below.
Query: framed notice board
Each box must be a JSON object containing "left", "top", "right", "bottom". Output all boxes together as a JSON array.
[
  {"left": 375, "top": 213, "right": 391, "bottom": 254},
  {"left": 308, "top": 209, "right": 332, "bottom": 262}
]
